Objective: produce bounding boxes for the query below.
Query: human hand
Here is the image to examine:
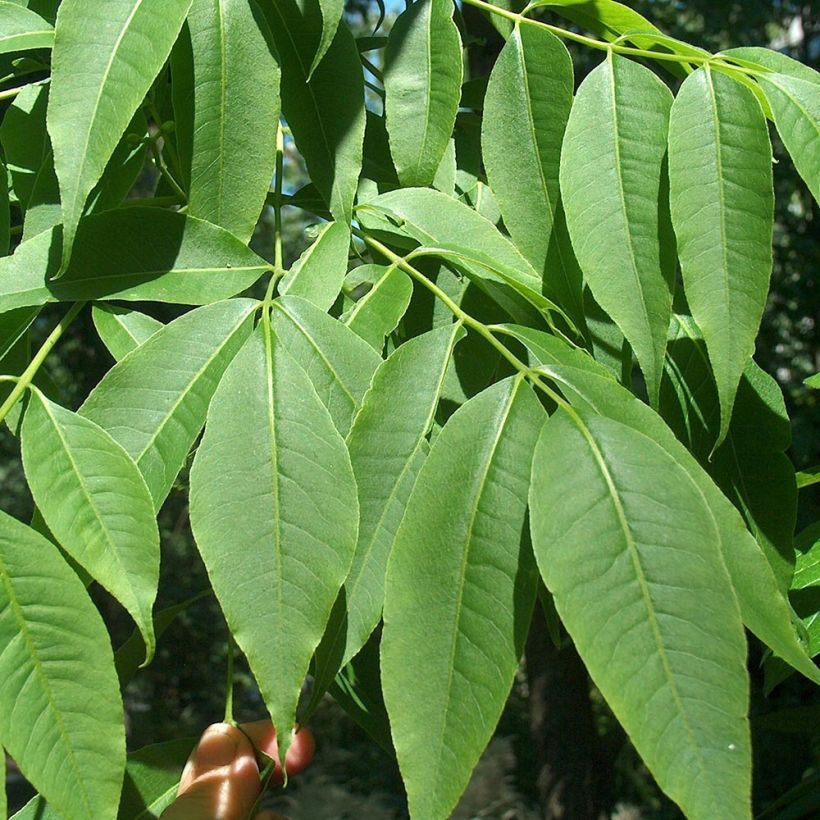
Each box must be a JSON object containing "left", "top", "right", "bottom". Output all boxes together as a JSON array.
[{"left": 160, "top": 720, "right": 314, "bottom": 820}]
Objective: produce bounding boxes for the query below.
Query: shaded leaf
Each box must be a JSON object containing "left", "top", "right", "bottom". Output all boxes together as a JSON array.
[
  {"left": 47, "top": 0, "right": 192, "bottom": 269},
  {"left": 530, "top": 408, "right": 751, "bottom": 819},
  {"left": 279, "top": 221, "right": 351, "bottom": 311},
  {"left": 0, "top": 209, "right": 269, "bottom": 311},
  {"left": 80, "top": 299, "right": 256, "bottom": 510},
  {"left": 271, "top": 295, "right": 381, "bottom": 436},
  {"left": 560, "top": 53, "right": 673, "bottom": 404},
  {"left": 92, "top": 304, "right": 165, "bottom": 362},
  {"left": 668, "top": 67, "right": 774, "bottom": 445},
  {"left": 265, "top": 0, "right": 364, "bottom": 222},
  {"left": 310, "top": 0, "right": 344, "bottom": 77},
  {"left": 382, "top": 377, "right": 543, "bottom": 819},
  {"left": 384, "top": 0, "right": 462, "bottom": 187},
  {"left": 342, "top": 264, "right": 413, "bottom": 350},
  {"left": 0, "top": 510, "right": 125, "bottom": 819},
  {"left": 189, "top": 323, "right": 358, "bottom": 762}
]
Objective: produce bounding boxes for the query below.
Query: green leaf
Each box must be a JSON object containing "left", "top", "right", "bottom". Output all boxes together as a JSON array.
[
  {"left": 360, "top": 188, "right": 546, "bottom": 322},
  {"left": 0, "top": 306, "right": 38, "bottom": 361},
  {"left": 384, "top": 0, "right": 462, "bottom": 187},
  {"left": 189, "top": 323, "right": 358, "bottom": 762},
  {"left": 793, "top": 526, "right": 820, "bottom": 592},
  {"left": 310, "top": 0, "right": 343, "bottom": 77},
  {"left": 47, "top": 0, "right": 193, "bottom": 270},
  {"left": 319, "top": 323, "right": 462, "bottom": 679},
  {"left": 0, "top": 209, "right": 269, "bottom": 311},
  {"left": 0, "top": 158, "right": 8, "bottom": 256},
  {"left": 21, "top": 389, "right": 160, "bottom": 660},
  {"left": 92, "top": 304, "right": 165, "bottom": 362},
  {"left": 668, "top": 67, "right": 774, "bottom": 446},
  {"left": 80, "top": 299, "right": 256, "bottom": 510},
  {"left": 0, "top": 510, "right": 125, "bottom": 819},
  {"left": 660, "top": 314, "right": 796, "bottom": 590},
  {"left": 265, "top": 0, "right": 364, "bottom": 222},
  {"left": 530, "top": 408, "right": 751, "bottom": 819},
  {"left": 482, "top": 24, "right": 573, "bottom": 277},
  {"left": 382, "top": 377, "right": 543, "bottom": 819},
  {"left": 0, "top": 1, "right": 54, "bottom": 54},
  {"left": 560, "top": 53, "right": 673, "bottom": 405},
  {"left": 342, "top": 264, "right": 413, "bottom": 350},
  {"left": 527, "top": 357, "right": 820, "bottom": 687},
  {"left": 279, "top": 221, "right": 351, "bottom": 311},
  {"left": 270, "top": 295, "right": 382, "bottom": 436},
  {"left": 174, "top": 0, "right": 280, "bottom": 242},
  {"left": 118, "top": 738, "right": 196, "bottom": 819}
]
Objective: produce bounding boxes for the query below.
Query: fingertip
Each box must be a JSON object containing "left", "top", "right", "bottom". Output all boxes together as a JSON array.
[{"left": 284, "top": 727, "right": 315, "bottom": 775}]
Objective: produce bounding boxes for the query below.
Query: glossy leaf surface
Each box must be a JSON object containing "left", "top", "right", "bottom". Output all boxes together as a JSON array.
[
  {"left": 0, "top": 511, "right": 124, "bottom": 820},
  {"left": 189, "top": 323, "right": 358, "bottom": 761},
  {"left": 560, "top": 53, "right": 673, "bottom": 404},
  {"left": 382, "top": 377, "right": 543, "bottom": 819},
  {"left": 384, "top": 0, "right": 462, "bottom": 187},
  {"left": 80, "top": 299, "right": 256, "bottom": 509},
  {"left": 669, "top": 67, "right": 774, "bottom": 445},
  {"left": 47, "top": 0, "right": 192, "bottom": 267}
]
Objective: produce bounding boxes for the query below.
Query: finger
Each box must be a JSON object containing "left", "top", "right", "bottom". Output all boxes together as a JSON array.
[
  {"left": 239, "top": 720, "right": 315, "bottom": 781},
  {"left": 161, "top": 723, "right": 261, "bottom": 820}
]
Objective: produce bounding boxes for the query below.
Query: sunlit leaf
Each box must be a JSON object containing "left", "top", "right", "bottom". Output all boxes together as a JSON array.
[
  {"left": 342, "top": 264, "right": 413, "bottom": 350},
  {"left": 21, "top": 389, "right": 160, "bottom": 659},
  {"left": 382, "top": 377, "right": 543, "bottom": 818},
  {"left": 669, "top": 67, "right": 774, "bottom": 446},
  {"left": 92, "top": 304, "right": 165, "bottom": 362},
  {"left": 0, "top": 510, "right": 125, "bottom": 819},
  {"left": 189, "top": 323, "right": 358, "bottom": 762},
  {"left": 0, "top": 1, "right": 54, "bottom": 54}
]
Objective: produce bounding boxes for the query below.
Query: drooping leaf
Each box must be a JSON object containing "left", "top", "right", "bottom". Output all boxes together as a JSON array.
[
  {"left": 174, "top": 0, "right": 280, "bottom": 242},
  {"left": 92, "top": 304, "right": 165, "bottom": 362},
  {"left": 560, "top": 53, "right": 673, "bottom": 405},
  {"left": 530, "top": 407, "right": 751, "bottom": 819},
  {"left": 382, "top": 377, "right": 543, "bottom": 819},
  {"left": 660, "top": 314, "right": 796, "bottom": 590},
  {"left": 189, "top": 323, "right": 358, "bottom": 762},
  {"left": 527, "top": 357, "right": 820, "bottom": 687},
  {"left": 271, "top": 295, "right": 381, "bottom": 436},
  {"left": 721, "top": 50, "right": 819, "bottom": 201},
  {"left": 310, "top": 0, "right": 344, "bottom": 77},
  {"left": 668, "top": 67, "right": 774, "bottom": 446},
  {"left": 21, "top": 389, "right": 160, "bottom": 660},
  {"left": 279, "top": 221, "right": 351, "bottom": 311},
  {"left": 342, "top": 264, "right": 413, "bottom": 350},
  {"left": 0, "top": 510, "right": 125, "bottom": 819},
  {"left": 317, "top": 323, "right": 463, "bottom": 683},
  {"left": 265, "top": 0, "right": 364, "bottom": 222},
  {"left": 384, "top": 0, "right": 462, "bottom": 187},
  {"left": 0, "top": 209, "right": 269, "bottom": 311},
  {"left": 482, "top": 24, "right": 572, "bottom": 278},
  {"left": 47, "top": 0, "right": 193, "bottom": 269},
  {"left": 80, "top": 299, "right": 256, "bottom": 510},
  {"left": 0, "top": 1, "right": 54, "bottom": 54}
]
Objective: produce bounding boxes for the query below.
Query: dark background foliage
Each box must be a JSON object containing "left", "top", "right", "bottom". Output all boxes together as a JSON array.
[{"left": 2, "top": 1, "right": 817, "bottom": 817}]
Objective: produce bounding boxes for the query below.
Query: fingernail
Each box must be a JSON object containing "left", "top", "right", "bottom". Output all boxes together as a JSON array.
[{"left": 195, "top": 724, "right": 240, "bottom": 769}]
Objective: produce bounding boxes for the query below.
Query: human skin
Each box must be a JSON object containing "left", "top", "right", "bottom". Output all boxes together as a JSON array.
[{"left": 160, "top": 720, "right": 315, "bottom": 820}]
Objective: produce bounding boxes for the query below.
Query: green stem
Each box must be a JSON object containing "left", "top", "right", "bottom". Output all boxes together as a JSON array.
[
  {"left": 273, "top": 123, "right": 285, "bottom": 276},
  {"left": 356, "top": 230, "right": 571, "bottom": 409},
  {"left": 462, "top": 0, "right": 763, "bottom": 75},
  {"left": 0, "top": 302, "right": 85, "bottom": 426},
  {"left": 224, "top": 629, "right": 236, "bottom": 725},
  {"left": 150, "top": 140, "right": 187, "bottom": 201}
]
